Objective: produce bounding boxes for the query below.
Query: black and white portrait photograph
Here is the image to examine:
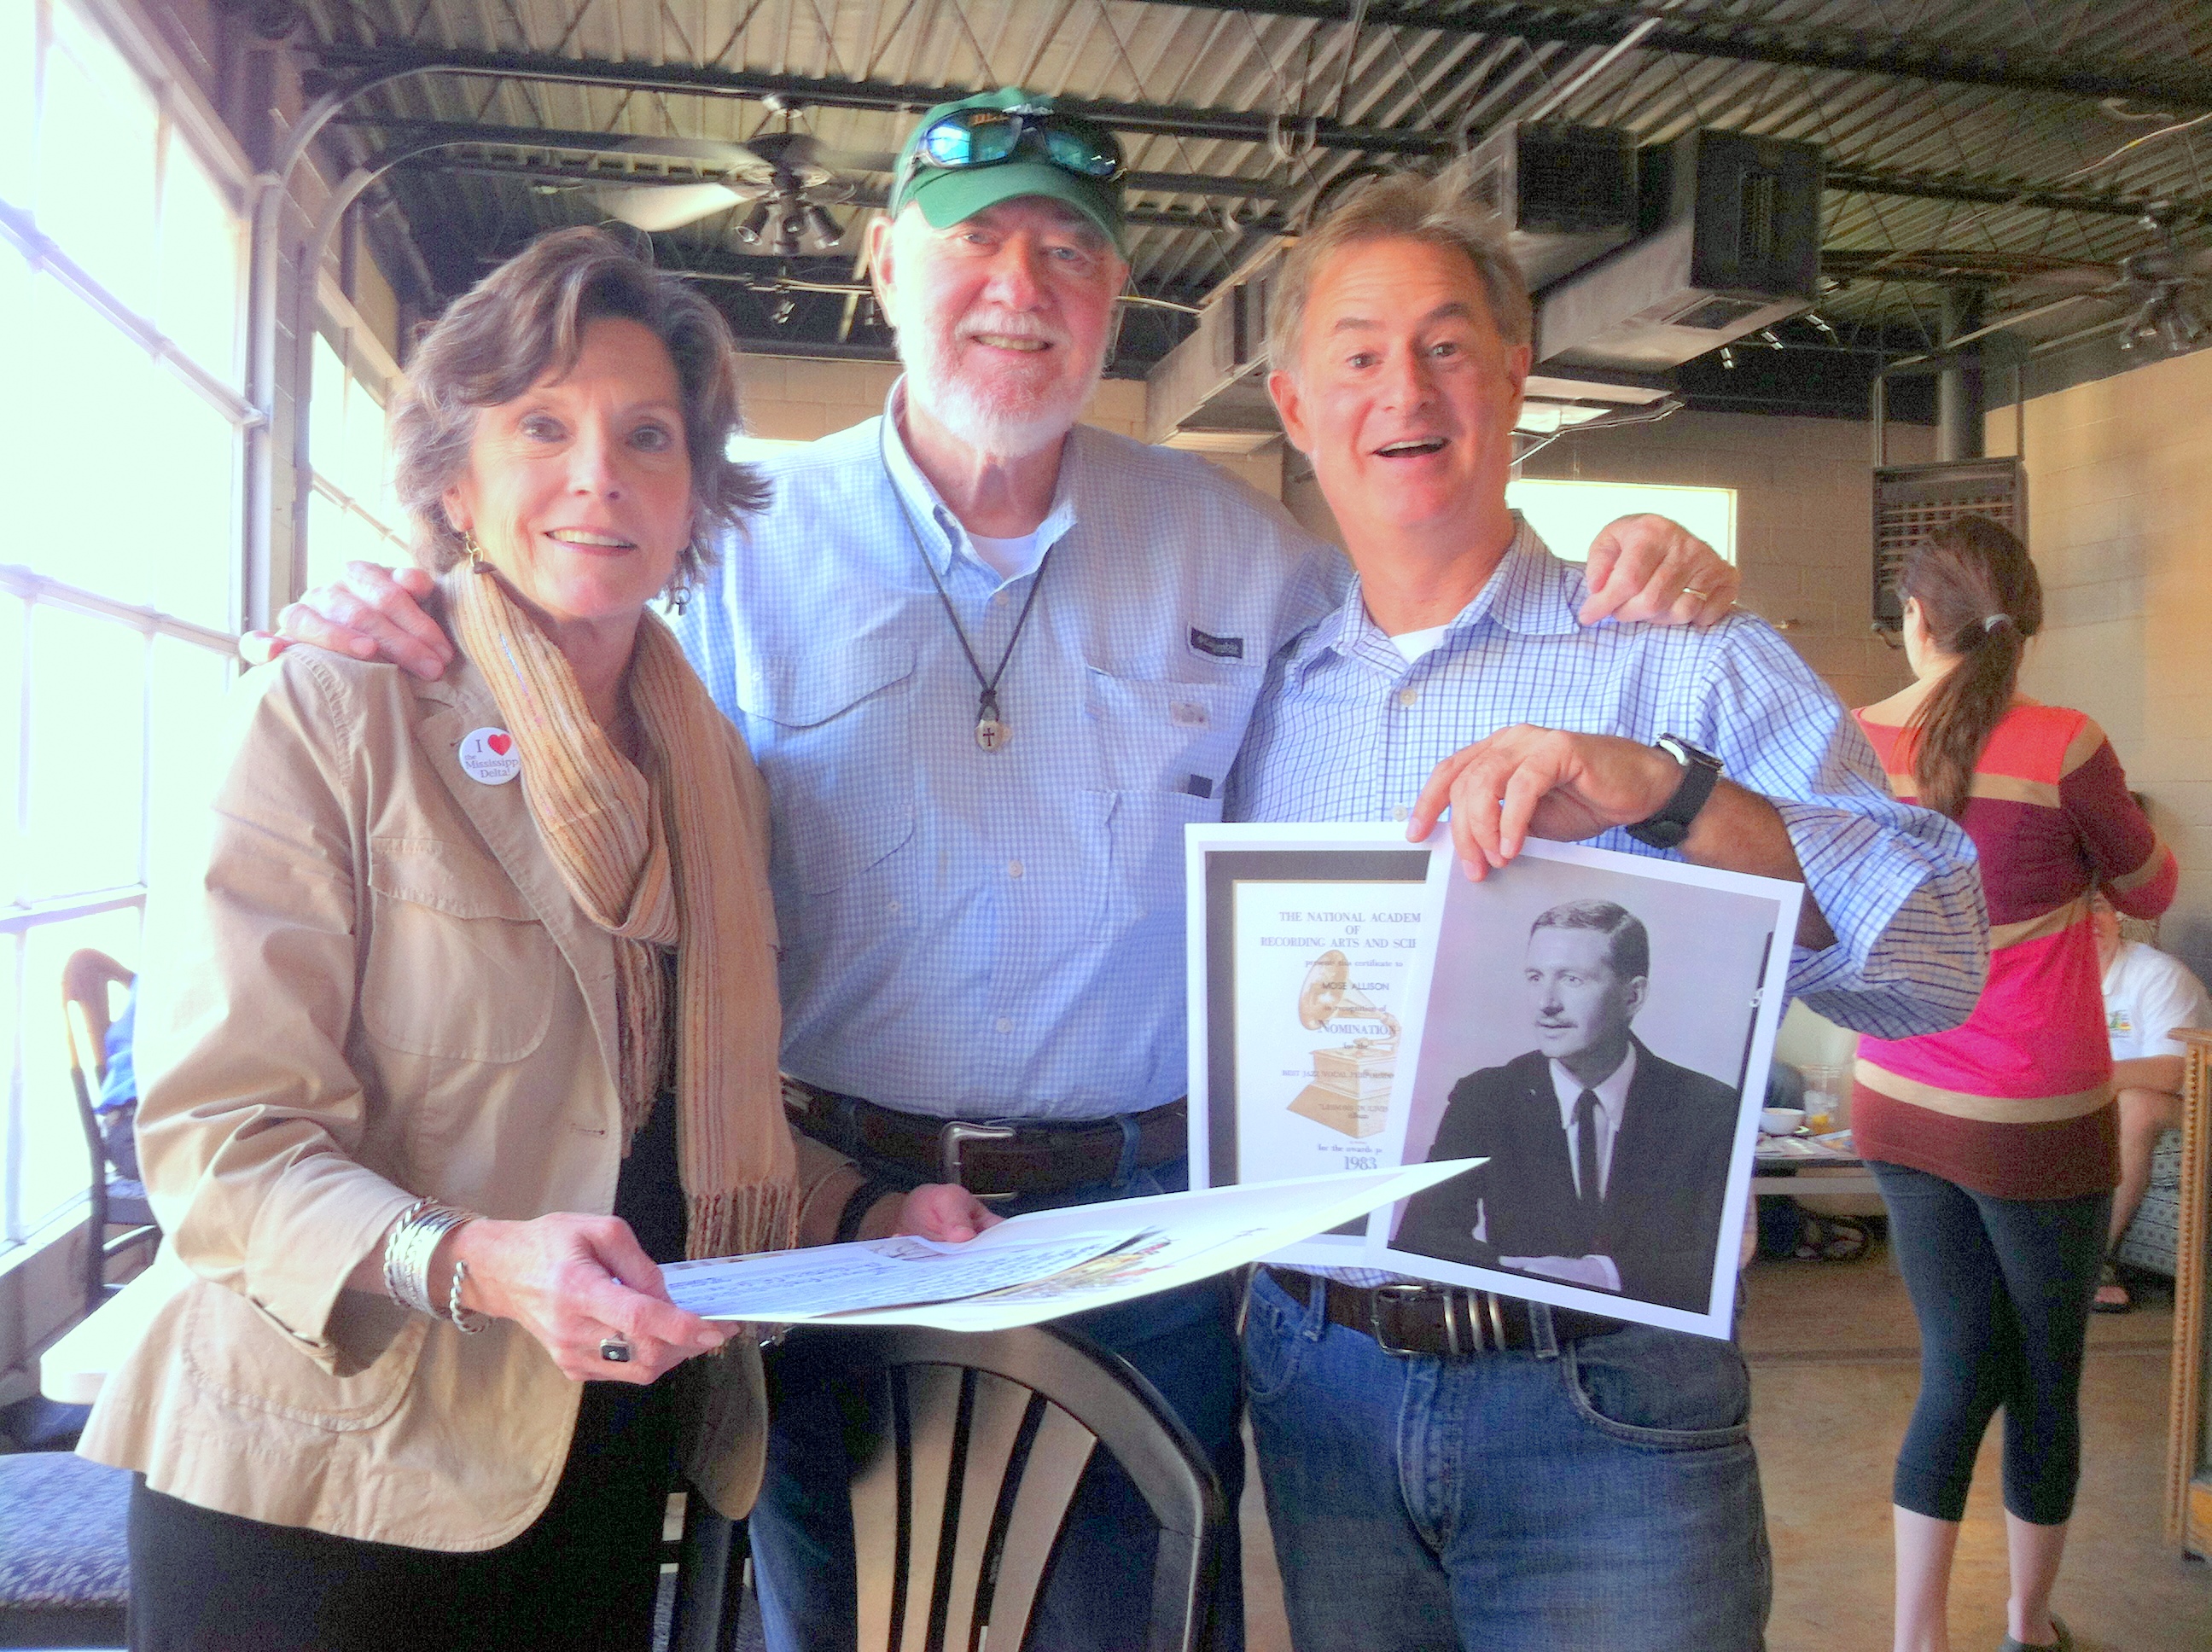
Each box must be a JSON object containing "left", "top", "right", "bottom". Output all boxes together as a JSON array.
[{"left": 1375, "top": 841, "right": 1799, "bottom": 1336}]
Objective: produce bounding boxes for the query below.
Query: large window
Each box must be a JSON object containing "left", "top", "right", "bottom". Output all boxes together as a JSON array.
[
  {"left": 1, "top": 0, "right": 246, "bottom": 1248},
  {"left": 1505, "top": 478, "right": 1738, "bottom": 566},
  {"left": 303, "top": 310, "right": 408, "bottom": 593}
]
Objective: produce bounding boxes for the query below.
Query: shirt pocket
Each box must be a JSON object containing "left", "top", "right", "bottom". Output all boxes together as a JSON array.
[
  {"left": 362, "top": 837, "right": 557, "bottom": 1064},
  {"left": 1083, "top": 665, "right": 1254, "bottom": 803},
  {"left": 736, "top": 640, "right": 917, "bottom": 896}
]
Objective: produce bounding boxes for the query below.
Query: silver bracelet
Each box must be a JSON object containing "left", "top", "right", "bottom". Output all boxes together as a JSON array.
[
  {"left": 448, "top": 1257, "right": 489, "bottom": 1335},
  {"left": 381, "top": 1198, "right": 480, "bottom": 1324}
]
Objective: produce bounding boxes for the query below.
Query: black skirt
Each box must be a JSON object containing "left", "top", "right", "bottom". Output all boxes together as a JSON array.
[{"left": 127, "top": 1092, "right": 689, "bottom": 1652}]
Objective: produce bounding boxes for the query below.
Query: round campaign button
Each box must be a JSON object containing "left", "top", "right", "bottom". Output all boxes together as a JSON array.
[{"left": 458, "top": 727, "right": 521, "bottom": 786}]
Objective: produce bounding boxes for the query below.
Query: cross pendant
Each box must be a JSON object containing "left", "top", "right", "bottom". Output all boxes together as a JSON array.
[{"left": 975, "top": 716, "right": 1010, "bottom": 752}]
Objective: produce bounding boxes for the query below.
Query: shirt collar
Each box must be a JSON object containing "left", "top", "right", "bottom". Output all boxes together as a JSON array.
[
  {"left": 877, "top": 378, "right": 1082, "bottom": 580},
  {"left": 1291, "top": 515, "right": 1586, "bottom": 682},
  {"left": 1548, "top": 1041, "right": 1638, "bottom": 1128}
]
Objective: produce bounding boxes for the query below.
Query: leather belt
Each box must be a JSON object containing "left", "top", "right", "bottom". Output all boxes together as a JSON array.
[
  {"left": 1264, "top": 1266, "right": 1622, "bottom": 1358},
  {"left": 784, "top": 1079, "right": 1187, "bottom": 1201}
]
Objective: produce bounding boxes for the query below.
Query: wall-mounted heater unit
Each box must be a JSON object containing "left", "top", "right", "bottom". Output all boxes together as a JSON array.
[{"left": 1534, "top": 129, "right": 1822, "bottom": 373}]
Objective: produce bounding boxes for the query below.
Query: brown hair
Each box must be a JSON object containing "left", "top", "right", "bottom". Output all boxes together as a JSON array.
[
  {"left": 390, "top": 226, "right": 765, "bottom": 586},
  {"left": 1896, "top": 515, "right": 2043, "bottom": 818},
  {"left": 1266, "top": 160, "right": 1534, "bottom": 375}
]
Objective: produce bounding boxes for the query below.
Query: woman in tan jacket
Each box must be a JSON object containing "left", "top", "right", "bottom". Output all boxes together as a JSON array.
[{"left": 82, "top": 228, "right": 991, "bottom": 1651}]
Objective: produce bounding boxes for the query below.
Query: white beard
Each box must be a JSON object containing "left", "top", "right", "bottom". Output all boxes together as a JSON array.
[{"left": 899, "top": 313, "right": 1103, "bottom": 461}]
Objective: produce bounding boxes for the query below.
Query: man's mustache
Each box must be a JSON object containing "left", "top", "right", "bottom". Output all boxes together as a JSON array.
[{"left": 958, "top": 310, "right": 1070, "bottom": 348}]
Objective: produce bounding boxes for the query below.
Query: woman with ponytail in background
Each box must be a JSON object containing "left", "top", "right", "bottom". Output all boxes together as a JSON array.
[{"left": 1854, "top": 516, "right": 2175, "bottom": 1652}]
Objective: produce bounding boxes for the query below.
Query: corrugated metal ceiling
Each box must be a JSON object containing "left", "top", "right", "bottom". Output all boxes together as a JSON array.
[{"left": 297, "top": 1, "right": 2212, "bottom": 385}]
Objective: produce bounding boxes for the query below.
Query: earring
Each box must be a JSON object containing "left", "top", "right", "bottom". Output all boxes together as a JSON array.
[
  {"left": 463, "top": 532, "right": 488, "bottom": 572},
  {"left": 665, "top": 584, "right": 691, "bottom": 616}
]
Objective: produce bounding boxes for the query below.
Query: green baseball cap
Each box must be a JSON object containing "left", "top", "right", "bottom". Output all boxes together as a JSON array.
[{"left": 888, "top": 88, "right": 1127, "bottom": 253}]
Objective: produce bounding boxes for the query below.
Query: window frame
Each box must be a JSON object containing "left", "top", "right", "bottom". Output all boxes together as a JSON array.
[{"left": 2, "top": 0, "right": 249, "bottom": 1254}]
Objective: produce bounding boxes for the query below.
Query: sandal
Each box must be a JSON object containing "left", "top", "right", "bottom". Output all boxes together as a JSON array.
[
  {"left": 2093, "top": 1259, "right": 2132, "bottom": 1314},
  {"left": 1998, "top": 1614, "right": 2073, "bottom": 1652}
]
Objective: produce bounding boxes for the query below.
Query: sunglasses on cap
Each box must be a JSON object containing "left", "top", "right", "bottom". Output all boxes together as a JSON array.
[{"left": 906, "top": 104, "right": 1124, "bottom": 185}]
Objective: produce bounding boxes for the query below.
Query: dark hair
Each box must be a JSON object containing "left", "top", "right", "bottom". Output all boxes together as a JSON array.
[
  {"left": 1529, "top": 899, "right": 1650, "bottom": 980},
  {"left": 1895, "top": 515, "right": 2042, "bottom": 818},
  {"left": 390, "top": 226, "right": 765, "bottom": 586}
]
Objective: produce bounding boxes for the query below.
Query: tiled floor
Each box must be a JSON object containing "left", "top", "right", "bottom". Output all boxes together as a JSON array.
[{"left": 1236, "top": 1247, "right": 2212, "bottom": 1651}]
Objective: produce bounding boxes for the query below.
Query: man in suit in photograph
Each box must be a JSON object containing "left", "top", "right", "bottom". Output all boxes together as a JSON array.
[{"left": 1395, "top": 899, "right": 1738, "bottom": 1312}]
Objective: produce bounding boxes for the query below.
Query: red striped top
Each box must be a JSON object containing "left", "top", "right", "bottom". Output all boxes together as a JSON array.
[{"left": 1851, "top": 700, "right": 2176, "bottom": 1200}]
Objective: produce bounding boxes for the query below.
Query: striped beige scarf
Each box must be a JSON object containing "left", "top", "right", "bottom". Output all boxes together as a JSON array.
[{"left": 451, "top": 565, "right": 794, "bottom": 1261}]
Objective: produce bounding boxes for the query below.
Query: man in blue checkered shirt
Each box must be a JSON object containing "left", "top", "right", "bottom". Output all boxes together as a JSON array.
[{"left": 1228, "top": 169, "right": 1987, "bottom": 1651}]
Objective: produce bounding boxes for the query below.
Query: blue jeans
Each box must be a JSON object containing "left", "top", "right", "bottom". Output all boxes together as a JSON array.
[
  {"left": 750, "top": 1158, "right": 1245, "bottom": 1652},
  {"left": 1868, "top": 1160, "right": 2109, "bottom": 1525},
  {"left": 1243, "top": 1268, "right": 1769, "bottom": 1652}
]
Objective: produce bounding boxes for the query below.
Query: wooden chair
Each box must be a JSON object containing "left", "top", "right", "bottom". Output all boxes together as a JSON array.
[{"left": 61, "top": 949, "right": 158, "bottom": 1318}]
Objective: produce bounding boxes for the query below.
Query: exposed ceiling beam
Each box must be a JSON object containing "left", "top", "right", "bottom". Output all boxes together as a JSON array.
[
  {"left": 338, "top": 116, "right": 1288, "bottom": 197},
  {"left": 387, "top": 154, "right": 1288, "bottom": 230},
  {"left": 1138, "top": 1, "right": 2212, "bottom": 110},
  {"left": 308, "top": 44, "right": 1444, "bottom": 153},
  {"left": 310, "top": 49, "right": 2212, "bottom": 227}
]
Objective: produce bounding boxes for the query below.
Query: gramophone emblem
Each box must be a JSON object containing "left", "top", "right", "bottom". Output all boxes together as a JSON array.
[{"left": 1287, "top": 949, "right": 1400, "bottom": 1140}]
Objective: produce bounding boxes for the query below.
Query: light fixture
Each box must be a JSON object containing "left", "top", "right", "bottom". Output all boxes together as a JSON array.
[
  {"left": 803, "top": 204, "right": 843, "bottom": 251},
  {"left": 771, "top": 295, "right": 797, "bottom": 325},
  {"left": 1720, "top": 346, "right": 1738, "bottom": 369},
  {"left": 774, "top": 212, "right": 806, "bottom": 258},
  {"left": 736, "top": 202, "right": 771, "bottom": 245},
  {"left": 2121, "top": 288, "right": 2206, "bottom": 355}
]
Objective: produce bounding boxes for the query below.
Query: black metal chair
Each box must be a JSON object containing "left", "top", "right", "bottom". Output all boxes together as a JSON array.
[
  {"left": 797, "top": 1323, "right": 1225, "bottom": 1652},
  {"left": 61, "top": 950, "right": 158, "bottom": 1318}
]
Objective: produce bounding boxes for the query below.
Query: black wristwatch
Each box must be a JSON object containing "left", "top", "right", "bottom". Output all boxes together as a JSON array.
[{"left": 1626, "top": 736, "right": 1723, "bottom": 850}]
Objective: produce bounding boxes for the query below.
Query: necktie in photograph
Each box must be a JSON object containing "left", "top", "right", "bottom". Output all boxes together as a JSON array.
[{"left": 1575, "top": 1088, "right": 1604, "bottom": 1212}]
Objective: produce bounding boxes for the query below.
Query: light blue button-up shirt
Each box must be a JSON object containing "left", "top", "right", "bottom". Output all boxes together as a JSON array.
[
  {"left": 1228, "top": 520, "right": 1988, "bottom": 1038},
  {"left": 674, "top": 387, "right": 1340, "bottom": 1120},
  {"left": 1229, "top": 520, "right": 1988, "bottom": 1288}
]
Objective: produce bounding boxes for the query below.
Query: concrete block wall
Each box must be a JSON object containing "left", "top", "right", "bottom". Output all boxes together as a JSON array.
[
  {"left": 1518, "top": 410, "right": 1929, "bottom": 713},
  {"left": 1989, "top": 348, "right": 2212, "bottom": 980}
]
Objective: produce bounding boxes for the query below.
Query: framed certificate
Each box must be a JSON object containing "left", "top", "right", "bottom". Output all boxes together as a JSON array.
[{"left": 1185, "top": 823, "right": 1451, "bottom": 1267}]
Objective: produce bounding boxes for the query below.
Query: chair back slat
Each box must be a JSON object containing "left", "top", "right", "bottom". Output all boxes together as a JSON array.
[
  {"left": 934, "top": 1372, "right": 1038, "bottom": 1652},
  {"left": 968, "top": 1400, "right": 1097, "bottom": 1649},
  {"left": 896, "top": 1364, "right": 963, "bottom": 1652},
  {"left": 842, "top": 1323, "right": 1222, "bottom": 1652},
  {"left": 853, "top": 1373, "right": 913, "bottom": 1652}
]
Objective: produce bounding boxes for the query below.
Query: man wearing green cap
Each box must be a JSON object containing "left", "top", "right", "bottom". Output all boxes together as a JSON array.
[{"left": 262, "top": 86, "right": 1738, "bottom": 1649}]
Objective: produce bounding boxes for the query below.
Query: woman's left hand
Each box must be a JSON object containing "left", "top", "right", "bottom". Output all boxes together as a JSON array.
[{"left": 884, "top": 1183, "right": 1004, "bottom": 1244}]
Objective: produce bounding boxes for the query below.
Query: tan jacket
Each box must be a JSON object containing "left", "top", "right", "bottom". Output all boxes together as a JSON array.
[{"left": 80, "top": 637, "right": 867, "bottom": 1550}]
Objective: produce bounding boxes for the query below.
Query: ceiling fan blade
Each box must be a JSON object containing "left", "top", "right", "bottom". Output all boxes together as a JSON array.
[
  {"left": 2005, "top": 265, "right": 2124, "bottom": 299},
  {"left": 596, "top": 181, "right": 754, "bottom": 233}
]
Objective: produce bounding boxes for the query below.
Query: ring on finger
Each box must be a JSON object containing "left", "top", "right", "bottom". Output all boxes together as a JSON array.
[
  {"left": 598, "top": 1335, "right": 633, "bottom": 1364},
  {"left": 1679, "top": 585, "right": 1710, "bottom": 602}
]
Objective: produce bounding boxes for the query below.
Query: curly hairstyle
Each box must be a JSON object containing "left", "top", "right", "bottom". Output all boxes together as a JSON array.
[{"left": 389, "top": 226, "right": 766, "bottom": 588}]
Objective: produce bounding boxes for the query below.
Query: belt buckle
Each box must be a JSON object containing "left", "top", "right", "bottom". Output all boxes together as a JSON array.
[
  {"left": 938, "top": 1121, "right": 1020, "bottom": 1203},
  {"left": 1368, "top": 1284, "right": 1497, "bottom": 1358}
]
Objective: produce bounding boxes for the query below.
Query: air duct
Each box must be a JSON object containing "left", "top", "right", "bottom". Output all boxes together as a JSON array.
[{"left": 1534, "top": 130, "right": 1823, "bottom": 373}]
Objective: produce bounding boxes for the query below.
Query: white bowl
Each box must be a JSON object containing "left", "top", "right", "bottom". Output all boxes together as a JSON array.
[{"left": 1760, "top": 1108, "right": 1807, "bottom": 1136}]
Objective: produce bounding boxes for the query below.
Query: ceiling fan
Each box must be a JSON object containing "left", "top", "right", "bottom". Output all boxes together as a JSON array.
[
  {"left": 1990, "top": 215, "right": 2212, "bottom": 354},
  {"left": 594, "top": 120, "right": 892, "bottom": 254}
]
